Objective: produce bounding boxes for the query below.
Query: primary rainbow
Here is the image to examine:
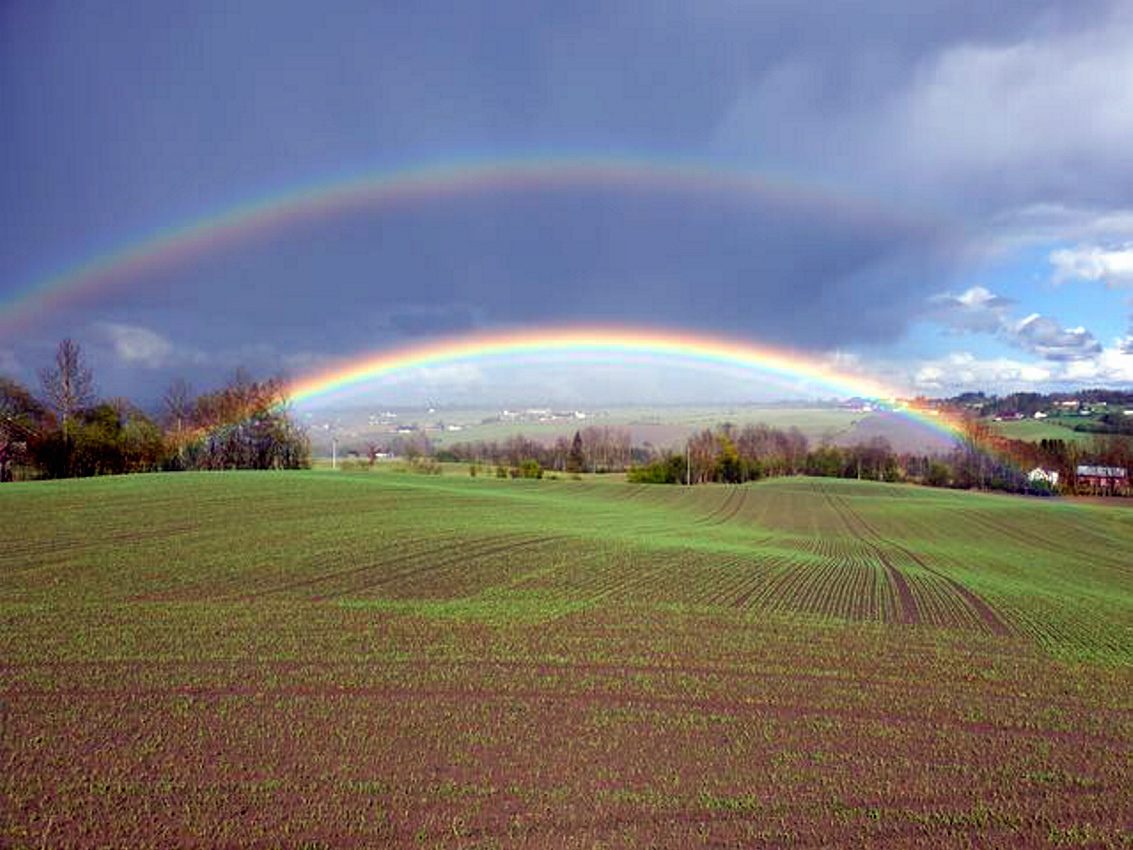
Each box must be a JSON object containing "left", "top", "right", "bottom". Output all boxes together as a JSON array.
[
  {"left": 1, "top": 154, "right": 930, "bottom": 333},
  {"left": 283, "top": 325, "right": 965, "bottom": 444}
]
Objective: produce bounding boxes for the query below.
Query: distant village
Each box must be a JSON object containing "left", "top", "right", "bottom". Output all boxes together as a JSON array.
[
  {"left": 933, "top": 389, "right": 1133, "bottom": 428},
  {"left": 331, "top": 406, "right": 592, "bottom": 438}
]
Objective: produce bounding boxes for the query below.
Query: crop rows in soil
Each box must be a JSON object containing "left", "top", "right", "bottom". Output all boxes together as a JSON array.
[
  {"left": 3, "top": 473, "right": 1131, "bottom": 847},
  {"left": 4, "top": 606, "right": 1130, "bottom": 849}
]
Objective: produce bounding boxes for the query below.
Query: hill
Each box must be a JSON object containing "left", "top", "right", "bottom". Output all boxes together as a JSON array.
[{"left": 2, "top": 472, "right": 1130, "bottom": 847}]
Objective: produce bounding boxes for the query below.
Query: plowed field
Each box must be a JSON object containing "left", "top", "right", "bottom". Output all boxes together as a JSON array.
[{"left": 2, "top": 472, "right": 1130, "bottom": 847}]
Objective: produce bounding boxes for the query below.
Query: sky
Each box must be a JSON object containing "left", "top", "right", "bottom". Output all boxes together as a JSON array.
[{"left": 3, "top": 1, "right": 1133, "bottom": 409}]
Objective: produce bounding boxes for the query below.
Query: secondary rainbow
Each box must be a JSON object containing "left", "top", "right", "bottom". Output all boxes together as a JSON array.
[
  {"left": 0, "top": 154, "right": 935, "bottom": 333},
  {"left": 284, "top": 325, "right": 966, "bottom": 443}
]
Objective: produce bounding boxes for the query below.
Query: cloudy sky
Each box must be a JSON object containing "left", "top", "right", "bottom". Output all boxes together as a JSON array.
[{"left": 3, "top": 1, "right": 1133, "bottom": 407}]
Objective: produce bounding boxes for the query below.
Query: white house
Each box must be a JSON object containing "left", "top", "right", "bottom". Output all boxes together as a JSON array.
[{"left": 1027, "top": 467, "right": 1060, "bottom": 487}]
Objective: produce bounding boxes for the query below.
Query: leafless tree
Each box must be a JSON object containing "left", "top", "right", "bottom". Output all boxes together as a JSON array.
[
  {"left": 162, "top": 378, "right": 194, "bottom": 433},
  {"left": 366, "top": 441, "right": 386, "bottom": 466},
  {"left": 39, "top": 339, "right": 95, "bottom": 434},
  {"left": 580, "top": 426, "right": 632, "bottom": 472},
  {"left": 687, "top": 428, "right": 718, "bottom": 484}
]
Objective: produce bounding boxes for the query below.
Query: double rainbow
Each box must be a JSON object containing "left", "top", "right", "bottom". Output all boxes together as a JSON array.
[{"left": 1, "top": 153, "right": 969, "bottom": 444}]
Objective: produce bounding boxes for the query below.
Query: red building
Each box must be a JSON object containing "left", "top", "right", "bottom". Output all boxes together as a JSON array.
[{"left": 1075, "top": 465, "right": 1129, "bottom": 493}]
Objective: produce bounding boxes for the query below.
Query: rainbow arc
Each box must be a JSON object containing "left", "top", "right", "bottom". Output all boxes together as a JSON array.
[
  {"left": 282, "top": 325, "right": 965, "bottom": 445},
  {"left": 1, "top": 155, "right": 937, "bottom": 333}
]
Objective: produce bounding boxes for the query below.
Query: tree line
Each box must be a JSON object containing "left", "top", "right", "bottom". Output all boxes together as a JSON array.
[
  {"left": 1, "top": 339, "right": 309, "bottom": 481},
  {"left": 633, "top": 422, "right": 1131, "bottom": 495},
  {"left": 435, "top": 426, "right": 636, "bottom": 475},
  {"left": 5, "top": 341, "right": 1128, "bottom": 496},
  {"left": 415, "top": 419, "right": 1130, "bottom": 496}
]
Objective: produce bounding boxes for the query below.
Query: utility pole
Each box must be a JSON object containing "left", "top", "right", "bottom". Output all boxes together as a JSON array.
[{"left": 324, "top": 422, "right": 337, "bottom": 470}]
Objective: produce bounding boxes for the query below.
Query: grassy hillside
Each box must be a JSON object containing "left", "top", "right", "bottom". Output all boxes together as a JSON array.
[
  {"left": 2, "top": 472, "right": 1130, "bottom": 847},
  {"left": 989, "top": 417, "right": 1100, "bottom": 444}
]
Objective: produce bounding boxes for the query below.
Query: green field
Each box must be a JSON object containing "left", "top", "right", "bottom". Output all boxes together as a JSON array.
[
  {"left": 3, "top": 472, "right": 1131, "bottom": 847},
  {"left": 429, "top": 406, "right": 866, "bottom": 446},
  {"left": 989, "top": 417, "right": 1101, "bottom": 444},
  {"left": 319, "top": 405, "right": 873, "bottom": 455}
]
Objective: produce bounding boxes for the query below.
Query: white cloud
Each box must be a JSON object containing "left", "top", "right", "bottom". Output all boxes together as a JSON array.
[
  {"left": 885, "top": 8, "right": 1133, "bottom": 185},
  {"left": 1010, "top": 313, "right": 1102, "bottom": 361},
  {"left": 1096, "top": 345, "right": 1133, "bottom": 382},
  {"left": 925, "top": 286, "right": 1101, "bottom": 361},
  {"left": 1121, "top": 322, "right": 1133, "bottom": 355},
  {"left": 976, "top": 205, "right": 1133, "bottom": 261},
  {"left": 907, "top": 339, "right": 1133, "bottom": 393},
  {"left": 96, "top": 322, "right": 175, "bottom": 368},
  {"left": 928, "top": 286, "right": 1014, "bottom": 333},
  {"left": 1050, "top": 244, "right": 1133, "bottom": 287},
  {"left": 1057, "top": 344, "right": 1133, "bottom": 384},
  {"left": 715, "top": 5, "right": 1133, "bottom": 198},
  {"left": 911, "top": 352, "right": 1052, "bottom": 392},
  {"left": 993, "top": 204, "right": 1133, "bottom": 241},
  {"left": 914, "top": 56, "right": 1125, "bottom": 168}
]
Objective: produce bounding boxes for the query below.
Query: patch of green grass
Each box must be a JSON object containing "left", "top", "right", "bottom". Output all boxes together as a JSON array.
[
  {"left": 988, "top": 417, "right": 1100, "bottom": 443},
  {"left": 2, "top": 471, "right": 1131, "bottom": 664}
]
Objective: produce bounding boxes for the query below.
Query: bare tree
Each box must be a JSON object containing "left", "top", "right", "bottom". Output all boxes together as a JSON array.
[
  {"left": 39, "top": 339, "right": 95, "bottom": 434},
  {"left": 162, "top": 378, "right": 194, "bottom": 433},
  {"left": 366, "top": 441, "right": 386, "bottom": 466}
]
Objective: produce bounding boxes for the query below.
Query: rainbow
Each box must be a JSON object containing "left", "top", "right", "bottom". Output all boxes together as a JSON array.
[
  {"left": 0, "top": 154, "right": 936, "bottom": 333},
  {"left": 283, "top": 325, "right": 966, "bottom": 445}
]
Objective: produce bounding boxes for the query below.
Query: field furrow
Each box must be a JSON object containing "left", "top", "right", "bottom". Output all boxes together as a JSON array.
[{"left": 3, "top": 472, "right": 1130, "bottom": 849}]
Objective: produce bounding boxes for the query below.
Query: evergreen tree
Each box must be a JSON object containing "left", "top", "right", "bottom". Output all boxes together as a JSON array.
[{"left": 567, "top": 430, "right": 584, "bottom": 473}]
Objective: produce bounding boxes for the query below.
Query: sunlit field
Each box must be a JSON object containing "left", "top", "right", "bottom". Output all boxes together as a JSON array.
[{"left": 3, "top": 472, "right": 1130, "bottom": 847}]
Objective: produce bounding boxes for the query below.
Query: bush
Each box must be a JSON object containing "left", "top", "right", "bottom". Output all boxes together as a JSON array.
[
  {"left": 508, "top": 460, "right": 543, "bottom": 479},
  {"left": 627, "top": 454, "right": 685, "bottom": 484}
]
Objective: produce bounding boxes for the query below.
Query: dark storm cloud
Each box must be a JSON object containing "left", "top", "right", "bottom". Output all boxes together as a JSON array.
[
  {"left": 383, "top": 305, "right": 481, "bottom": 337},
  {"left": 182, "top": 186, "right": 953, "bottom": 352},
  {"left": 1, "top": 0, "right": 1130, "bottom": 400}
]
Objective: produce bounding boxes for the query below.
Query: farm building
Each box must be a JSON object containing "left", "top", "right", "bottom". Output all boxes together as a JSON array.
[
  {"left": 1027, "top": 467, "right": 1059, "bottom": 487},
  {"left": 1075, "top": 465, "right": 1129, "bottom": 493}
]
